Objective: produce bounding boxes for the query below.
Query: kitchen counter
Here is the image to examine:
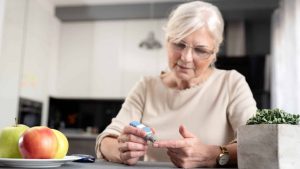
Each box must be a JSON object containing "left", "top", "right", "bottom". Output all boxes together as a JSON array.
[
  {"left": 66, "top": 135, "right": 97, "bottom": 157},
  {"left": 61, "top": 160, "right": 237, "bottom": 169},
  {"left": 62, "top": 131, "right": 98, "bottom": 157},
  {"left": 65, "top": 133, "right": 98, "bottom": 139}
]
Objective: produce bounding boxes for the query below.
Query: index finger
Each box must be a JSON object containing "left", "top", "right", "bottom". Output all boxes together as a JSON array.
[
  {"left": 123, "top": 125, "right": 147, "bottom": 138},
  {"left": 153, "top": 139, "right": 186, "bottom": 148}
]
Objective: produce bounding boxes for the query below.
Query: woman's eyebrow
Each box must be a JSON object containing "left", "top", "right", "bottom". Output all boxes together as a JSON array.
[
  {"left": 180, "top": 40, "right": 211, "bottom": 49},
  {"left": 195, "top": 44, "right": 207, "bottom": 47},
  {"left": 194, "top": 44, "right": 210, "bottom": 49}
]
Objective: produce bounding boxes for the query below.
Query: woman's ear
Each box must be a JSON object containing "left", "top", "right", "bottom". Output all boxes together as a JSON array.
[
  {"left": 164, "top": 38, "right": 170, "bottom": 48},
  {"left": 210, "top": 56, "right": 217, "bottom": 67}
]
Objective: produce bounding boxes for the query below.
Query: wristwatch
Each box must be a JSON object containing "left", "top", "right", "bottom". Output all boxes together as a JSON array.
[{"left": 216, "top": 146, "right": 230, "bottom": 166}]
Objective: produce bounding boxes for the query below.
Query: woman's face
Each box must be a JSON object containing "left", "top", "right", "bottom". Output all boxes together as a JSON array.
[{"left": 167, "top": 27, "right": 216, "bottom": 81}]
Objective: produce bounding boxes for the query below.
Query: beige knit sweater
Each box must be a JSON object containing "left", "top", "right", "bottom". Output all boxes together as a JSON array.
[{"left": 95, "top": 69, "right": 257, "bottom": 162}]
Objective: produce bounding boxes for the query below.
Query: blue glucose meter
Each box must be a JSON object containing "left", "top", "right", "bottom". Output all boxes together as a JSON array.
[{"left": 129, "top": 121, "right": 157, "bottom": 143}]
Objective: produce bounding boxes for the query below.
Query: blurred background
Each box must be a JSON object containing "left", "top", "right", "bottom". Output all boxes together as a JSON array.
[{"left": 1, "top": 0, "right": 299, "bottom": 156}]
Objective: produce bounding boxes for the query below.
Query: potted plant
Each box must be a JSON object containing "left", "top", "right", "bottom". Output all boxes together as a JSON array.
[{"left": 237, "top": 109, "right": 300, "bottom": 169}]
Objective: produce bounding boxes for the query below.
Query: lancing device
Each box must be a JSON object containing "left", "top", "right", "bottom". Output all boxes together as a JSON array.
[{"left": 129, "top": 121, "right": 157, "bottom": 143}]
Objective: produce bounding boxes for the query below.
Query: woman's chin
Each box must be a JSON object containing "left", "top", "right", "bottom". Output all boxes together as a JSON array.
[
  {"left": 175, "top": 71, "right": 193, "bottom": 81},
  {"left": 173, "top": 66, "right": 194, "bottom": 80}
]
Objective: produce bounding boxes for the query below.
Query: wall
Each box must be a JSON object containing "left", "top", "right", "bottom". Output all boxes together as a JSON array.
[{"left": 0, "top": 0, "right": 27, "bottom": 128}]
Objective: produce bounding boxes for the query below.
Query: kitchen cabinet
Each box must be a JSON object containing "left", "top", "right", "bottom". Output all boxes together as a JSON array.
[
  {"left": 48, "top": 97, "right": 123, "bottom": 134},
  {"left": 91, "top": 21, "right": 124, "bottom": 98},
  {"left": 18, "top": 0, "right": 60, "bottom": 126},
  {"left": 67, "top": 134, "right": 97, "bottom": 157},
  {"left": 0, "top": 0, "right": 27, "bottom": 128},
  {"left": 57, "top": 22, "right": 93, "bottom": 98},
  {"left": 57, "top": 19, "right": 167, "bottom": 98},
  {"left": 0, "top": 0, "right": 60, "bottom": 128}
]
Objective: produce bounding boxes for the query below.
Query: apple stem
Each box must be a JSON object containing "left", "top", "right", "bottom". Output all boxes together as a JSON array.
[{"left": 15, "top": 117, "right": 17, "bottom": 127}]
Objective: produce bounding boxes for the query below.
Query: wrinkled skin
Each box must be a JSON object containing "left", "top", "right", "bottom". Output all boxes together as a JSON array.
[
  {"left": 117, "top": 126, "right": 149, "bottom": 165},
  {"left": 153, "top": 125, "right": 218, "bottom": 168}
]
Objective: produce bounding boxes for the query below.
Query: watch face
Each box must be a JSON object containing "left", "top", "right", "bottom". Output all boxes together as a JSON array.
[{"left": 218, "top": 154, "right": 230, "bottom": 166}]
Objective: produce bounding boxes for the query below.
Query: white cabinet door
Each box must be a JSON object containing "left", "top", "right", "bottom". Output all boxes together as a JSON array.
[
  {"left": 0, "top": 0, "right": 27, "bottom": 128},
  {"left": 90, "top": 21, "right": 124, "bottom": 98},
  {"left": 57, "top": 22, "right": 94, "bottom": 97},
  {"left": 20, "top": 0, "right": 53, "bottom": 100}
]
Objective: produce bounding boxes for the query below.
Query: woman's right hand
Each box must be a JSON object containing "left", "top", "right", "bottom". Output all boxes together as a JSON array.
[{"left": 117, "top": 125, "right": 148, "bottom": 165}]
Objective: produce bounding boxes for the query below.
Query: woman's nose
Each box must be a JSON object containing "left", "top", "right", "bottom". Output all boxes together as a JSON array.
[{"left": 181, "top": 47, "right": 193, "bottom": 62}]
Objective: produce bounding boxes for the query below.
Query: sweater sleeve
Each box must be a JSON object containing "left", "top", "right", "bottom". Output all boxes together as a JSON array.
[
  {"left": 95, "top": 77, "right": 147, "bottom": 158},
  {"left": 227, "top": 70, "right": 257, "bottom": 140}
]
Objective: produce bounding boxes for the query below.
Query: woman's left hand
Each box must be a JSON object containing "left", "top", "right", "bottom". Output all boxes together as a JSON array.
[{"left": 153, "top": 125, "right": 219, "bottom": 168}]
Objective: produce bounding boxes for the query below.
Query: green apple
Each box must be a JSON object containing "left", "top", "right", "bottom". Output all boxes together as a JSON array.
[
  {"left": 52, "top": 129, "right": 69, "bottom": 159},
  {"left": 0, "top": 124, "right": 29, "bottom": 158}
]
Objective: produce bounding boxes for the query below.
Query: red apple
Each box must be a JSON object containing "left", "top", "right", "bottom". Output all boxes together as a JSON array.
[{"left": 18, "top": 126, "right": 58, "bottom": 159}]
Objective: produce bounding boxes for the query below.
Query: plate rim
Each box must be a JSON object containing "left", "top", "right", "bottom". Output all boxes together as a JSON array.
[
  {"left": 0, "top": 155, "right": 81, "bottom": 161},
  {"left": 0, "top": 155, "right": 82, "bottom": 168}
]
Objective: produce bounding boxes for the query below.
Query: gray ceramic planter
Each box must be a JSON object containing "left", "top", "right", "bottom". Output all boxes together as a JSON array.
[{"left": 237, "top": 124, "right": 300, "bottom": 169}]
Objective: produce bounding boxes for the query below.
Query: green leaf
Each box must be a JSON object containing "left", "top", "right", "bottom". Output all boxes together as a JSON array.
[{"left": 246, "top": 109, "right": 300, "bottom": 125}]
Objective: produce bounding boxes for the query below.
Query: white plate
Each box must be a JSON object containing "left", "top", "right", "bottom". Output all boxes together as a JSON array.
[{"left": 0, "top": 155, "right": 82, "bottom": 168}]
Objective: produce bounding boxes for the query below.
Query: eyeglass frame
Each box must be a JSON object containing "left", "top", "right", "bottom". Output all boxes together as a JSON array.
[{"left": 170, "top": 41, "right": 215, "bottom": 60}]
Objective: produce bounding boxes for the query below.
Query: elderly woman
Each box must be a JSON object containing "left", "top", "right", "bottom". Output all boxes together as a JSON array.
[{"left": 96, "top": 1, "right": 256, "bottom": 168}]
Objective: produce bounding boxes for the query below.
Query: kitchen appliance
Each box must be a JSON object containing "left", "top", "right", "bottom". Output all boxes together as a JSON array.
[{"left": 18, "top": 98, "right": 42, "bottom": 127}]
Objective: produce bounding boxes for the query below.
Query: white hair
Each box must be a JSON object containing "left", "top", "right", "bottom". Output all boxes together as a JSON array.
[{"left": 165, "top": 1, "right": 224, "bottom": 52}]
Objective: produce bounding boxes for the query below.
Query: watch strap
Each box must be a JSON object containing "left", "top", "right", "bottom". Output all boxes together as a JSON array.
[
  {"left": 220, "top": 146, "right": 229, "bottom": 154},
  {"left": 216, "top": 146, "right": 230, "bottom": 166}
]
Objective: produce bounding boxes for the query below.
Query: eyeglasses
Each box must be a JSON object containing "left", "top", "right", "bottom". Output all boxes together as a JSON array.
[{"left": 171, "top": 41, "right": 214, "bottom": 60}]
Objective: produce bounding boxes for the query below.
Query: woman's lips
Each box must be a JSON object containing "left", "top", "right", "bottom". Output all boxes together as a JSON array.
[{"left": 177, "top": 64, "right": 194, "bottom": 70}]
